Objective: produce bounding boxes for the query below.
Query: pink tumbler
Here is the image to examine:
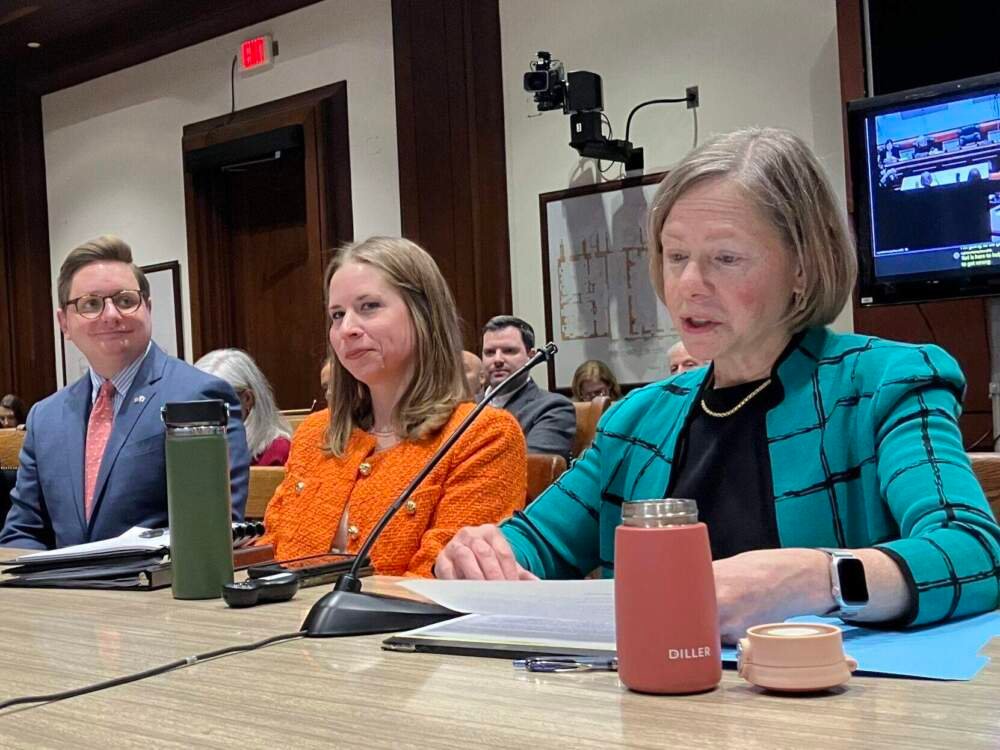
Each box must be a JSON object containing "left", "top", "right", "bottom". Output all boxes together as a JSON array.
[{"left": 615, "top": 498, "right": 721, "bottom": 694}]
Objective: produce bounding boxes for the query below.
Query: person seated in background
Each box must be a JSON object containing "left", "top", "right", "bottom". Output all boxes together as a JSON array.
[
  {"left": 0, "top": 394, "right": 27, "bottom": 429},
  {"left": 462, "top": 350, "right": 485, "bottom": 401},
  {"left": 879, "top": 167, "right": 901, "bottom": 190},
  {"left": 879, "top": 138, "right": 898, "bottom": 165},
  {"left": 482, "top": 315, "right": 575, "bottom": 458},
  {"left": 571, "top": 360, "right": 621, "bottom": 402},
  {"left": 1, "top": 235, "right": 249, "bottom": 550},
  {"left": 959, "top": 125, "right": 982, "bottom": 147},
  {"left": 436, "top": 127, "right": 1000, "bottom": 642},
  {"left": 918, "top": 170, "right": 936, "bottom": 188},
  {"left": 914, "top": 134, "right": 939, "bottom": 155},
  {"left": 194, "top": 348, "right": 293, "bottom": 467},
  {"left": 256, "top": 237, "right": 526, "bottom": 576},
  {"left": 667, "top": 339, "right": 708, "bottom": 375},
  {"left": 967, "top": 168, "right": 982, "bottom": 182}
]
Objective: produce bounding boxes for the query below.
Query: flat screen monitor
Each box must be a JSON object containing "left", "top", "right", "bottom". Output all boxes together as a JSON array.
[
  {"left": 847, "top": 71, "right": 1000, "bottom": 305},
  {"left": 943, "top": 138, "right": 960, "bottom": 152}
]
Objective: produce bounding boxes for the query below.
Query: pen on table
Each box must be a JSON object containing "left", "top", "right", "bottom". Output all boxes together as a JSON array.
[
  {"left": 513, "top": 656, "right": 619, "bottom": 673},
  {"left": 139, "top": 528, "right": 168, "bottom": 538}
]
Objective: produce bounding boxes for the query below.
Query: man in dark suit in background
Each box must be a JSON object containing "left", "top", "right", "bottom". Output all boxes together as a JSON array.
[
  {"left": 481, "top": 315, "right": 575, "bottom": 459},
  {"left": 0, "top": 236, "right": 250, "bottom": 550}
]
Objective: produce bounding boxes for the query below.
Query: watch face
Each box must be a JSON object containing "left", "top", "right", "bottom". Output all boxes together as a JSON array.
[{"left": 836, "top": 557, "right": 869, "bottom": 606}]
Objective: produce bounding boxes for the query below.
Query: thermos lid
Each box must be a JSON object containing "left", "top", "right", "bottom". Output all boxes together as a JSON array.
[
  {"left": 622, "top": 498, "right": 699, "bottom": 527},
  {"left": 161, "top": 400, "right": 230, "bottom": 428}
]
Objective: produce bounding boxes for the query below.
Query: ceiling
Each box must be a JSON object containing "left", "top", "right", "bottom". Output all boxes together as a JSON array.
[{"left": 0, "top": 0, "right": 321, "bottom": 93}]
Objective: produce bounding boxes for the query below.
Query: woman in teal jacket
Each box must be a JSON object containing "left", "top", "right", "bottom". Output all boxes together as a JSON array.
[{"left": 435, "top": 127, "right": 1000, "bottom": 642}]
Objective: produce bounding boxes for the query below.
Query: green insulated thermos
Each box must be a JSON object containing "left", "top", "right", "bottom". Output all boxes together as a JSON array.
[{"left": 162, "top": 400, "right": 234, "bottom": 599}]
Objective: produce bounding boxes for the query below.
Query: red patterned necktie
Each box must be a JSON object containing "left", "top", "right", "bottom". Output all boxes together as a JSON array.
[{"left": 84, "top": 380, "right": 116, "bottom": 520}]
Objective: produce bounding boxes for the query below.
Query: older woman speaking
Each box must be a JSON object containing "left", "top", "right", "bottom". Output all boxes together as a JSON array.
[
  {"left": 435, "top": 128, "right": 1000, "bottom": 640},
  {"left": 258, "top": 237, "right": 526, "bottom": 576}
]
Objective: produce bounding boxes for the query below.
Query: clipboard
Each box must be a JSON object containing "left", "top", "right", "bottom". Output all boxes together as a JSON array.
[
  {"left": 0, "top": 556, "right": 172, "bottom": 590},
  {"left": 381, "top": 633, "right": 615, "bottom": 661},
  {"left": 381, "top": 611, "right": 617, "bottom": 660}
]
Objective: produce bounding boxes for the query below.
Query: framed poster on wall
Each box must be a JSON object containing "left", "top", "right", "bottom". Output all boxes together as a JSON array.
[
  {"left": 539, "top": 171, "right": 678, "bottom": 392},
  {"left": 61, "top": 261, "right": 185, "bottom": 386}
]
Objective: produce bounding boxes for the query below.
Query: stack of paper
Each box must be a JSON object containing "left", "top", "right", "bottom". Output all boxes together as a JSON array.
[{"left": 386, "top": 579, "right": 1000, "bottom": 680}]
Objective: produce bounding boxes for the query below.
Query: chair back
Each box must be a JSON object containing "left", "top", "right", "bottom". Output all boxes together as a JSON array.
[
  {"left": 280, "top": 408, "right": 313, "bottom": 434},
  {"left": 246, "top": 466, "right": 286, "bottom": 520},
  {"left": 285, "top": 414, "right": 310, "bottom": 433},
  {"left": 969, "top": 452, "right": 1000, "bottom": 520},
  {"left": 526, "top": 453, "right": 567, "bottom": 504},
  {"left": 0, "top": 428, "right": 25, "bottom": 468},
  {"left": 572, "top": 396, "right": 611, "bottom": 457}
]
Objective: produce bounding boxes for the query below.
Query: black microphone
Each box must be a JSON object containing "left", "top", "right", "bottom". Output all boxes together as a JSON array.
[{"left": 302, "top": 342, "right": 558, "bottom": 637}]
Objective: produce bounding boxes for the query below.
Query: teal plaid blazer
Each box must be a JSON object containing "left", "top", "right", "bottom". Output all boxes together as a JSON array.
[{"left": 503, "top": 327, "right": 1000, "bottom": 626}]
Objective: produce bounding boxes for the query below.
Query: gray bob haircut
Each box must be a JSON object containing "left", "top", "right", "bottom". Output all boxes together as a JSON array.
[
  {"left": 647, "top": 127, "right": 857, "bottom": 332},
  {"left": 194, "top": 348, "right": 292, "bottom": 460}
]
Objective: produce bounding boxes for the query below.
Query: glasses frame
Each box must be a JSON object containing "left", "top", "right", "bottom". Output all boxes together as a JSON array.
[{"left": 65, "top": 289, "right": 147, "bottom": 320}]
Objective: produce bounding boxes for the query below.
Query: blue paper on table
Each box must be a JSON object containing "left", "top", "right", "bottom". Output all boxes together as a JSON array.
[{"left": 719, "top": 611, "right": 1000, "bottom": 680}]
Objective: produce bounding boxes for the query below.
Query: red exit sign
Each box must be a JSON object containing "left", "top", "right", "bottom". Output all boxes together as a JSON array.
[{"left": 239, "top": 35, "right": 275, "bottom": 73}]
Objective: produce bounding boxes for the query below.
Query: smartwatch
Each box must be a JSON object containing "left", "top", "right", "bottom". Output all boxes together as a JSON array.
[{"left": 818, "top": 549, "right": 869, "bottom": 619}]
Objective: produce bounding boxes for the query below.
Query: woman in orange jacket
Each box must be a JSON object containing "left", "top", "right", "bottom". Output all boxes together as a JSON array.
[{"left": 257, "top": 237, "right": 526, "bottom": 576}]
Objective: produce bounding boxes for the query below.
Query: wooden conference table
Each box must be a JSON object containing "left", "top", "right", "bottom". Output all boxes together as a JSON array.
[{"left": 1, "top": 548, "right": 998, "bottom": 749}]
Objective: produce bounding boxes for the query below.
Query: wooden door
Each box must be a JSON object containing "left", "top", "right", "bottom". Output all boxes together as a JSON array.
[
  {"left": 183, "top": 83, "right": 353, "bottom": 410},
  {"left": 224, "top": 149, "right": 324, "bottom": 409}
]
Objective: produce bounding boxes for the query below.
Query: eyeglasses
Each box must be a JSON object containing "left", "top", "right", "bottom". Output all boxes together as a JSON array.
[{"left": 66, "top": 290, "right": 146, "bottom": 319}]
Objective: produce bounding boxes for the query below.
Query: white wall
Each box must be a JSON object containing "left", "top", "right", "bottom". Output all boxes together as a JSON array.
[
  {"left": 43, "top": 0, "right": 399, "bottom": 385},
  {"left": 42, "top": 0, "right": 850, "bottom": 386},
  {"left": 499, "top": 0, "right": 852, "bottom": 348}
]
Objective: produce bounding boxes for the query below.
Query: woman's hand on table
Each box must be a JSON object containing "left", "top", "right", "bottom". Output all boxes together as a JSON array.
[{"left": 434, "top": 524, "right": 538, "bottom": 580}]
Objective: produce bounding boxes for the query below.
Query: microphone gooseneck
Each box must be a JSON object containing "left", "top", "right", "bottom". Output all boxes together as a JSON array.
[{"left": 302, "top": 343, "right": 558, "bottom": 637}]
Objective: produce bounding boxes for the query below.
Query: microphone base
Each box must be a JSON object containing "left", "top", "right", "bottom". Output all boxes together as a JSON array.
[{"left": 302, "top": 590, "right": 459, "bottom": 637}]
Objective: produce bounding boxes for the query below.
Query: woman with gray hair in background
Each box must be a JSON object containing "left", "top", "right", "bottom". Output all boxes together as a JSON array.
[
  {"left": 436, "top": 127, "right": 1000, "bottom": 641},
  {"left": 194, "top": 348, "right": 293, "bottom": 466}
]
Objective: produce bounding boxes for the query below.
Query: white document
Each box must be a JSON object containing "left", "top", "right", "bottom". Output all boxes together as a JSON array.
[
  {"left": 395, "top": 579, "right": 617, "bottom": 651},
  {"left": 399, "top": 578, "right": 615, "bottom": 620},
  {"left": 8, "top": 526, "right": 168, "bottom": 565}
]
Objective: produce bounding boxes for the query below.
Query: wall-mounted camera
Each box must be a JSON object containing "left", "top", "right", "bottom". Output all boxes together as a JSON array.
[
  {"left": 524, "top": 51, "right": 642, "bottom": 170},
  {"left": 524, "top": 51, "right": 566, "bottom": 112},
  {"left": 524, "top": 50, "right": 700, "bottom": 172}
]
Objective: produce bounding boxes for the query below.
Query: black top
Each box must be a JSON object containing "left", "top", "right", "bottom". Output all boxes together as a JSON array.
[{"left": 666, "top": 372, "right": 785, "bottom": 560}]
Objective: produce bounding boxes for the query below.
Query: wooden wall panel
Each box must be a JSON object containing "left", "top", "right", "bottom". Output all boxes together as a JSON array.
[
  {"left": 0, "top": 75, "right": 56, "bottom": 407},
  {"left": 392, "top": 0, "right": 512, "bottom": 349},
  {"left": 835, "top": 0, "right": 994, "bottom": 448},
  {"left": 0, "top": 1, "right": 331, "bottom": 411}
]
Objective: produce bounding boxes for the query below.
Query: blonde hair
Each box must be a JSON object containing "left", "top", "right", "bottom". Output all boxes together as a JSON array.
[
  {"left": 323, "top": 236, "right": 468, "bottom": 456},
  {"left": 647, "top": 127, "right": 857, "bottom": 332},
  {"left": 571, "top": 360, "right": 622, "bottom": 401}
]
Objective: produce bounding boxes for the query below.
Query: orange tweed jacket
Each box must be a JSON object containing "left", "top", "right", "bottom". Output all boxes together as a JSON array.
[{"left": 257, "top": 403, "right": 526, "bottom": 577}]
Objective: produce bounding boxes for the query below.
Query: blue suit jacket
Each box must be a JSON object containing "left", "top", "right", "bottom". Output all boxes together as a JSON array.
[{"left": 0, "top": 343, "right": 250, "bottom": 550}]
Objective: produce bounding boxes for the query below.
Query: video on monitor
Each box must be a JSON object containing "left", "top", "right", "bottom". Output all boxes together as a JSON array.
[{"left": 848, "top": 72, "right": 1000, "bottom": 305}]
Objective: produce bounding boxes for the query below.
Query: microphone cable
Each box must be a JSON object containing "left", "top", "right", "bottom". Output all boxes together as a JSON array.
[{"left": 0, "top": 629, "right": 305, "bottom": 712}]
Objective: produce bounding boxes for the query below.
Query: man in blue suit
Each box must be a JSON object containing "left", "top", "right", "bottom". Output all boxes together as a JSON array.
[{"left": 0, "top": 236, "right": 250, "bottom": 550}]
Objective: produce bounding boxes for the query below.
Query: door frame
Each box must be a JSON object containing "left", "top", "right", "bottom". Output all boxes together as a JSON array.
[{"left": 182, "top": 81, "right": 353, "bottom": 358}]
